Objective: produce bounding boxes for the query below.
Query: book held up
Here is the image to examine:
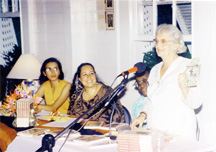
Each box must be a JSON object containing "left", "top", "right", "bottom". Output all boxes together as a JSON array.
[{"left": 185, "top": 58, "right": 200, "bottom": 87}]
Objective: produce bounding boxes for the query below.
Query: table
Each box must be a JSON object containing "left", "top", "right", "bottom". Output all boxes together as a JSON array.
[
  {"left": 6, "top": 114, "right": 117, "bottom": 152},
  {"left": 6, "top": 134, "right": 216, "bottom": 152},
  {"left": 3, "top": 111, "right": 216, "bottom": 152}
]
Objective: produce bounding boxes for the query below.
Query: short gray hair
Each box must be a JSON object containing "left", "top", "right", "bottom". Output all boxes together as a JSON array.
[{"left": 156, "top": 24, "right": 187, "bottom": 54}]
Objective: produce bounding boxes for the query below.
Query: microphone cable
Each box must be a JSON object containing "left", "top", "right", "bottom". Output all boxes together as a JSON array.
[
  {"left": 110, "top": 76, "right": 118, "bottom": 88},
  {"left": 108, "top": 102, "right": 116, "bottom": 138}
]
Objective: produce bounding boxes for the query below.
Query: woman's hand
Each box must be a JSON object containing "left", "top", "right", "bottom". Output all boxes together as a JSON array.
[
  {"left": 178, "top": 72, "right": 189, "bottom": 99},
  {"left": 130, "top": 113, "right": 146, "bottom": 130}
]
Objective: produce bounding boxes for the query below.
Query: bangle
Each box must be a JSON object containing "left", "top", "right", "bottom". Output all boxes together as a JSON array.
[{"left": 140, "top": 111, "right": 147, "bottom": 116}]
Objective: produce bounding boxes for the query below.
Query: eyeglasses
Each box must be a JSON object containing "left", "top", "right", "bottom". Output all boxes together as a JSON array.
[
  {"left": 152, "top": 39, "right": 173, "bottom": 45},
  {"left": 45, "top": 67, "right": 59, "bottom": 73},
  {"left": 134, "top": 78, "right": 149, "bottom": 88}
]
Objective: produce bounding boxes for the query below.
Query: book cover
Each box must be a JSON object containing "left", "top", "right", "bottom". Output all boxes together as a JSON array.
[
  {"left": 72, "top": 135, "right": 110, "bottom": 146},
  {"left": 117, "top": 129, "right": 164, "bottom": 152},
  {"left": 83, "top": 121, "right": 104, "bottom": 129},
  {"left": 103, "top": 122, "right": 131, "bottom": 131},
  {"left": 84, "top": 121, "right": 130, "bottom": 131},
  {"left": 16, "top": 98, "right": 33, "bottom": 127},
  {"left": 45, "top": 129, "right": 81, "bottom": 139},
  {"left": 185, "top": 58, "right": 200, "bottom": 87},
  {"left": 17, "top": 128, "right": 50, "bottom": 137}
]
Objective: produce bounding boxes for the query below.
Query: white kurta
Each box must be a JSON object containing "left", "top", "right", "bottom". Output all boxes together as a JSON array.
[{"left": 144, "top": 57, "right": 202, "bottom": 141}]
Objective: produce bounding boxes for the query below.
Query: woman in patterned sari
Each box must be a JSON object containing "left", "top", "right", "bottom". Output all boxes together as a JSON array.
[{"left": 67, "top": 63, "right": 125, "bottom": 124}]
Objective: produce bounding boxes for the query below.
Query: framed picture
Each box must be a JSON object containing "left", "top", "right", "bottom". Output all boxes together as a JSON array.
[
  {"left": 105, "top": 0, "right": 114, "bottom": 10},
  {"left": 106, "top": 11, "right": 114, "bottom": 30}
]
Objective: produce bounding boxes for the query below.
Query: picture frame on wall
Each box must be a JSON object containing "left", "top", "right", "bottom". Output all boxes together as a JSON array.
[
  {"left": 106, "top": 11, "right": 114, "bottom": 30},
  {"left": 105, "top": 0, "right": 114, "bottom": 10}
]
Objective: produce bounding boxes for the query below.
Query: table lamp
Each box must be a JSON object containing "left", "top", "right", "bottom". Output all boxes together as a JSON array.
[
  {"left": 7, "top": 54, "right": 41, "bottom": 80},
  {"left": 5, "top": 54, "right": 41, "bottom": 127},
  {"left": 6, "top": 54, "right": 41, "bottom": 88}
]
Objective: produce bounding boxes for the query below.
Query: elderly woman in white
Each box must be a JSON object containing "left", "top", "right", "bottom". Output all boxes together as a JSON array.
[{"left": 131, "top": 24, "right": 202, "bottom": 141}]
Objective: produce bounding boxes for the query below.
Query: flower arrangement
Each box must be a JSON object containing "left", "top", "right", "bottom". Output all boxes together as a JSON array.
[{"left": 1, "top": 81, "right": 42, "bottom": 116}]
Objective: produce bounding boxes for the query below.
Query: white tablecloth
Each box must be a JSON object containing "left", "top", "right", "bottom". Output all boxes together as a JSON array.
[
  {"left": 6, "top": 111, "right": 216, "bottom": 152},
  {"left": 6, "top": 134, "right": 216, "bottom": 152},
  {"left": 6, "top": 135, "right": 117, "bottom": 152}
]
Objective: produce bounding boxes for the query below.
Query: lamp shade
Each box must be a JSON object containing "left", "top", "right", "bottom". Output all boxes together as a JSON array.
[{"left": 7, "top": 54, "right": 41, "bottom": 79}]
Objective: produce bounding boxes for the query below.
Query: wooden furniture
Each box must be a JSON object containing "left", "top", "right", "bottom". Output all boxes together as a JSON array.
[{"left": 0, "top": 122, "right": 17, "bottom": 152}]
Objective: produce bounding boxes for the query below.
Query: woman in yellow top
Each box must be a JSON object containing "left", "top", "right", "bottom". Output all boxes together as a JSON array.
[{"left": 35, "top": 57, "right": 71, "bottom": 114}]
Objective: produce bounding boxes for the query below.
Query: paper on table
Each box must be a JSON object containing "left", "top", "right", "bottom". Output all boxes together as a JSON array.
[
  {"left": 36, "top": 110, "right": 69, "bottom": 121},
  {"left": 36, "top": 110, "right": 69, "bottom": 116},
  {"left": 42, "top": 117, "right": 84, "bottom": 128},
  {"left": 36, "top": 110, "right": 52, "bottom": 116}
]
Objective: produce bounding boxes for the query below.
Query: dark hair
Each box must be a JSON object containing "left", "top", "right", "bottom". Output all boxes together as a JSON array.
[
  {"left": 70, "top": 63, "right": 102, "bottom": 98},
  {"left": 135, "top": 66, "right": 151, "bottom": 78},
  {"left": 39, "top": 57, "right": 64, "bottom": 84}
]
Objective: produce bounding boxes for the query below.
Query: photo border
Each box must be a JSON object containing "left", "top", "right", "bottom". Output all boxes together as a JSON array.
[
  {"left": 105, "top": 0, "right": 114, "bottom": 10},
  {"left": 106, "top": 11, "right": 114, "bottom": 30}
]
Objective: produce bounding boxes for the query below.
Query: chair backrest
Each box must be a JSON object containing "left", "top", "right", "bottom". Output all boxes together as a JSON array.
[{"left": 122, "top": 106, "right": 132, "bottom": 125}]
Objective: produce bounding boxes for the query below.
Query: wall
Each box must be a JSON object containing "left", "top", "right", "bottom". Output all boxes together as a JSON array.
[
  {"left": 193, "top": 1, "right": 216, "bottom": 145},
  {"left": 20, "top": 0, "right": 73, "bottom": 81},
  {"left": 117, "top": 0, "right": 142, "bottom": 116},
  {"left": 70, "top": 0, "right": 119, "bottom": 85}
]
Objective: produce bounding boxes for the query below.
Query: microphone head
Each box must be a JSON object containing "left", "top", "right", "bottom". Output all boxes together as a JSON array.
[{"left": 134, "top": 62, "right": 146, "bottom": 74}]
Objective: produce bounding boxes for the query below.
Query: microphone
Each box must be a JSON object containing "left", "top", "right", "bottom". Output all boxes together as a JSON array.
[{"left": 118, "top": 62, "right": 146, "bottom": 77}]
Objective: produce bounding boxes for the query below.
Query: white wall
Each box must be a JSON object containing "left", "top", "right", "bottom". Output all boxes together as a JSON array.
[
  {"left": 19, "top": 0, "right": 216, "bottom": 145},
  {"left": 70, "top": 0, "right": 119, "bottom": 85},
  {"left": 117, "top": 0, "right": 142, "bottom": 115},
  {"left": 192, "top": 1, "right": 216, "bottom": 145},
  {"left": 20, "top": 0, "right": 73, "bottom": 81}
]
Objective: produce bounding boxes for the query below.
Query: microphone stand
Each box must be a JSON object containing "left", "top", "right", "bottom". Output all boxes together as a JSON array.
[
  {"left": 36, "top": 76, "right": 128, "bottom": 152},
  {"left": 108, "top": 73, "right": 129, "bottom": 140}
]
